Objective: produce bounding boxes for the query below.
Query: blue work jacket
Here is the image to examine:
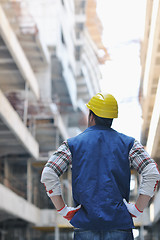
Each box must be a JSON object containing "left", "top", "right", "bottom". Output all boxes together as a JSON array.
[{"left": 67, "top": 125, "right": 135, "bottom": 230}]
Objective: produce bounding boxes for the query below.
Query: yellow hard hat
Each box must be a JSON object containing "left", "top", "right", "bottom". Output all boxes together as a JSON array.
[{"left": 86, "top": 93, "right": 118, "bottom": 118}]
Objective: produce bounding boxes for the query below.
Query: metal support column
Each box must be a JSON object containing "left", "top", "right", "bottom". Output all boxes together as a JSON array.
[
  {"left": 27, "top": 159, "right": 32, "bottom": 203},
  {"left": 23, "top": 82, "right": 29, "bottom": 126},
  {"left": 153, "top": 226, "right": 160, "bottom": 240},
  {"left": 4, "top": 158, "right": 9, "bottom": 187},
  {"left": 55, "top": 225, "right": 59, "bottom": 240},
  {"left": 140, "top": 226, "right": 144, "bottom": 240},
  {"left": 55, "top": 128, "right": 60, "bottom": 149},
  {"left": 26, "top": 225, "right": 31, "bottom": 240}
]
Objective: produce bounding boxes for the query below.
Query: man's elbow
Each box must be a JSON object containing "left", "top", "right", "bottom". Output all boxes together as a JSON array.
[{"left": 40, "top": 167, "right": 48, "bottom": 184}]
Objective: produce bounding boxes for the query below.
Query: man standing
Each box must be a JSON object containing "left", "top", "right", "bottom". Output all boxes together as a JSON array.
[{"left": 41, "top": 93, "right": 160, "bottom": 240}]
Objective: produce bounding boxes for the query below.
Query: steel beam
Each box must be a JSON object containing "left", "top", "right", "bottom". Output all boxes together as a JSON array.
[
  {"left": 0, "top": 89, "right": 39, "bottom": 159},
  {"left": 0, "top": 183, "right": 40, "bottom": 225},
  {"left": 0, "top": 5, "right": 40, "bottom": 99}
]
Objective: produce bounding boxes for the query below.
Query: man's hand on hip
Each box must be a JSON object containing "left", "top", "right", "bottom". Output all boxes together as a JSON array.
[
  {"left": 123, "top": 199, "right": 143, "bottom": 218},
  {"left": 57, "top": 204, "right": 81, "bottom": 221}
]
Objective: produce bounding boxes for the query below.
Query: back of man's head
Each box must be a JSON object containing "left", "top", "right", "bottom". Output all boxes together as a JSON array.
[{"left": 90, "top": 110, "right": 113, "bottom": 127}]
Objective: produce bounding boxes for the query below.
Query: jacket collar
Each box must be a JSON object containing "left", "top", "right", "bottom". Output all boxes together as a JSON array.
[{"left": 85, "top": 125, "right": 111, "bottom": 132}]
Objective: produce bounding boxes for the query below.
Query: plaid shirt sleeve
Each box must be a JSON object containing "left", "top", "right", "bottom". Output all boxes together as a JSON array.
[
  {"left": 47, "top": 139, "right": 154, "bottom": 176},
  {"left": 45, "top": 141, "right": 72, "bottom": 177},
  {"left": 42, "top": 138, "right": 160, "bottom": 197},
  {"left": 129, "top": 139, "right": 155, "bottom": 174}
]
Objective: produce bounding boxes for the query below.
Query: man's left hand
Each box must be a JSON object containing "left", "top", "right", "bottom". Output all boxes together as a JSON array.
[{"left": 57, "top": 204, "right": 81, "bottom": 221}]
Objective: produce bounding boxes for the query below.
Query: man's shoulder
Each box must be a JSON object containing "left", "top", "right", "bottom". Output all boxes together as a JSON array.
[{"left": 67, "top": 129, "right": 86, "bottom": 144}]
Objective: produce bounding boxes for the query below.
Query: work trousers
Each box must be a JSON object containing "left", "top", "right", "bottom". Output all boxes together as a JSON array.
[{"left": 74, "top": 229, "right": 134, "bottom": 240}]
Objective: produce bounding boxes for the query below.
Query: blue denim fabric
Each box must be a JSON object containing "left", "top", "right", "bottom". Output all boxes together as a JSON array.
[{"left": 74, "top": 229, "right": 134, "bottom": 240}]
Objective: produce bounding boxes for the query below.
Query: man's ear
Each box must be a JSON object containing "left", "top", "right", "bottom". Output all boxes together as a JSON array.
[
  {"left": 90, "top": 111, "right": 96, "bottom": 124},
  {"left": 89, "top": 110, "right": 93, "bottom": 120},
  {"left": 90, "top": 112, "right": 94, "bottom": 121}
]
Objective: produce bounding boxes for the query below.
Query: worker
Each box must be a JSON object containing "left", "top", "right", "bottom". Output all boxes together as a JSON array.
[{"left": 41, "top": 93, "right": 160, "bottom": 240}]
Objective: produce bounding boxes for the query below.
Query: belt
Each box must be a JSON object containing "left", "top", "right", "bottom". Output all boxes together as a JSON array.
[
  {"left": 117, "top": 229, "right": 132, "bottom": 232},
  {"left": 74, "top": 228, "right": 132, "bottom": 232}
]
